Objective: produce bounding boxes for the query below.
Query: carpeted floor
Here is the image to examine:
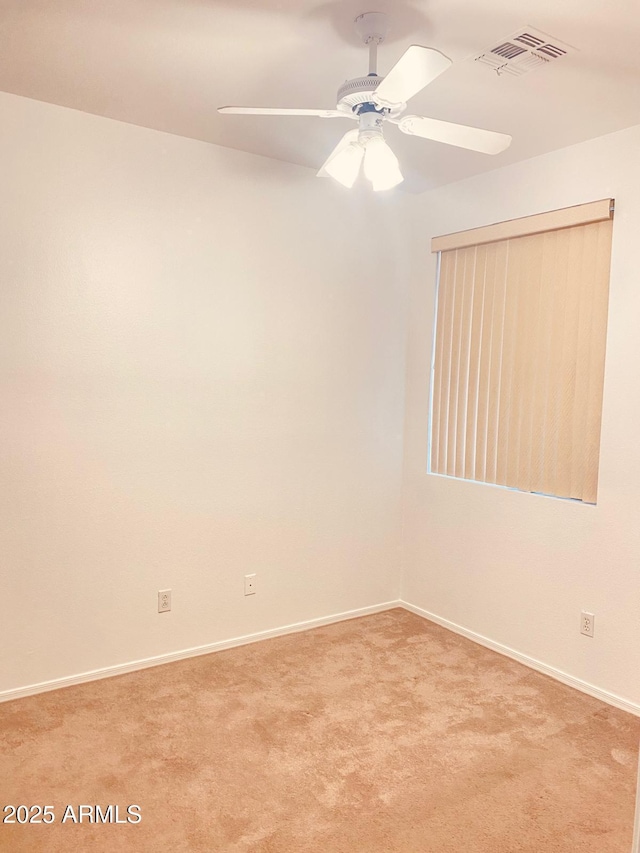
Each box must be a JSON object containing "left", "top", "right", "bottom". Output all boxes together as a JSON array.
[{"left": 1, "top": 608, "right": 638, "bottom": 852}]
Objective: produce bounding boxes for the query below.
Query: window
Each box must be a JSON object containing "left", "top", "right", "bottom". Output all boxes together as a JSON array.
[{"left": 429, "top": 199, "right": 614, "bottom": 503}]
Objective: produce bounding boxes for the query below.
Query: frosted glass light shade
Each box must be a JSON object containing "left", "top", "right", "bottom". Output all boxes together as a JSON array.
[
  {"left": 363, "top": 137, "right": 403, "bottom": 191},
  {"left": 324, "top": 143, "right": 365, "bottom": 188}
]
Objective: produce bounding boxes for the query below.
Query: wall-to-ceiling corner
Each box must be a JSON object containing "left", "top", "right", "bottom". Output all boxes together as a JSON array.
[
  {"left": 0, "top": 91, "right": 411, "bottom": 698},
  {"left": 399, "top": 124, "right": 640, "bottom": 712}
]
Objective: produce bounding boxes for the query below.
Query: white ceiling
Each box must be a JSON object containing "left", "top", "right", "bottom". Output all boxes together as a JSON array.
[{"left": 1, "top": 0, "right": 639, "bottom": 192}]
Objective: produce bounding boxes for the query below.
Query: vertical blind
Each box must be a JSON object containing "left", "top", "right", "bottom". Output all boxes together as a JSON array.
[{"left": 430, "top": 200, "right": 614, "bottom": 503}]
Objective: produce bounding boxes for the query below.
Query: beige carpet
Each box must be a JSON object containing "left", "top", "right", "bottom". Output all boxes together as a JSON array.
[{"left": 1, "top": 608, "right": 638, "bottom": 852}]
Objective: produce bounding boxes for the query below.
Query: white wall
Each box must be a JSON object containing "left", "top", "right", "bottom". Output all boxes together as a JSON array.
[
  {"left": 401, "top": 123, "right": 640, "bottom": 708},
  {"left": 0, "top": 92, "right": 410, "bottom": 695},
  {"left": 5, "top": 87, "right": 639, "bottom": 711}
]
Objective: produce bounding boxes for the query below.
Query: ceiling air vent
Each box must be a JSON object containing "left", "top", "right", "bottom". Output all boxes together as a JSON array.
[{"left": 474, "top": 27, "right": 576, "bottom": 77}]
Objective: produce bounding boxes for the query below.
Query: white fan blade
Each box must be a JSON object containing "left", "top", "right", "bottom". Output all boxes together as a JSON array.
[
  {"left": 374, "top": 46, "right": 451, "bottom": 108},
  {"left": 317, "top": 130, "right": 363, "bottom": 186},
  {"left": 395, "top": 115, "right": 512, "bottom": 155},
  {"left": 218, "top": 106, "right": 349, "bottom": 118}
]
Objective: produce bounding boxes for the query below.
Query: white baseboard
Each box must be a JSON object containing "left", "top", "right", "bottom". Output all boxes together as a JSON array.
[
  {"left": 5, "top": 599, "right": 640, "bottom": 721},
  {"left": 0, "top": 600, "right": 402, "bottom": 704},
  {"left": 400, "top": 601, "right": 640, "bottom": 718}
]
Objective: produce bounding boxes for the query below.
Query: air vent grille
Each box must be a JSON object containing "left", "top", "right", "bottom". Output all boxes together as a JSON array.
[
  {"left": 515, "top": 33, "right": 545, "bottom": 49},
  {"left": 475, "top": 27, "right": 575, "bottom": 77}
]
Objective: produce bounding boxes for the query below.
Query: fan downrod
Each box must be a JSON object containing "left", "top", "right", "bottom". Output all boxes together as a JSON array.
[
  {"left": 334, "top": 12, "right": 405, "bottom": 119},
  {"left": 354, "top": 12, "right": 388, "bottom": 75}
]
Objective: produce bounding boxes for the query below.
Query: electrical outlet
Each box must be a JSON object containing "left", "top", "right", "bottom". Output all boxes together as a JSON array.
[
  {"left": 580, "top": 610, "right": 595, "bottom": 637},
  {"left": 158, "top": 589, "right": 172, "bottom": 613},
  {"left": 244, "top": 574, "right": 256, "bottom": 596}
]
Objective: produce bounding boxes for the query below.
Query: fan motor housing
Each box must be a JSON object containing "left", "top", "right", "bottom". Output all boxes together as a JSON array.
[
  {"left": 337, "top": 75, "right": 382, "bottom": 113},
  {"left": 336, "top": 75, "right": 405, "bottom": 118}
]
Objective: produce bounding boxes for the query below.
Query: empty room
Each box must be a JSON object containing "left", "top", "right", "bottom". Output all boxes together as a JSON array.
[{"left": 1, "top": 0, "right": 640, "bottom": 851}]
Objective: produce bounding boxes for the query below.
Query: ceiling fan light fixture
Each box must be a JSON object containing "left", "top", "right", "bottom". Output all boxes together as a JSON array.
[
  {"left": 219, "top": 13, "right": 512, "bottom": 191},
  {"left": 363, "top": 137, "right": 404, "bottom": 191},
  {"left": 323, "top": 141, "right": 365, "bottom": 188}
]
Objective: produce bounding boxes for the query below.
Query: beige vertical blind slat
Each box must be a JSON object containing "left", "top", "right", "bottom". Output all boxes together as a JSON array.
[
  {"left": 528, "top": 231, "right": 557, "bottom": 495},
  {"left": 430, "top": 251, "right": 455, "bottom": 473},
  {"left": 436, "top": 251, "right": 458, "bottom": 474},
  {"left": 504, "top": 237, "right": 528, "bottom": 488},
  {"left": 430, "top": 203, "right": 613, "bottom": 503},
  {"left": 583, "top": 220, "right": 613, "bottom": 503},
  {"left": 496, "top": 237, "right": 519, "bottom": 486},
  {"left": 541, "top": 230, "right": 572, "bottom": 498},
  {"left": 484, "top": 241, "right": 509, "bottom": 485},
  {"left": 474, "top": 243, "right": 497, "bottom": 484},
  {"left": 514, "top": 235, "right": 545, "bottom": 494},
  {"left": 554, "top": 226, "right": 584, "bottom": 500},
  {"left": 454, "top": 247, "right": 476, "bottom": 479},
  {"left": 502, "top": 238, "right": 524, "bottom": 488},
  {"left": 464, "top": 246, "right": 486, "bottom": 481},
  {"left": 447, "top": 251, "right": 466, "bottom": 476},
  {"left": 569, "top": 225, "right": 598, "bottom": 499}
]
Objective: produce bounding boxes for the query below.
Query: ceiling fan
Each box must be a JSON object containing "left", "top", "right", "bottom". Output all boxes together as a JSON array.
[{"left": 219, "top": 12, "right": 512, "bottom": 191}]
